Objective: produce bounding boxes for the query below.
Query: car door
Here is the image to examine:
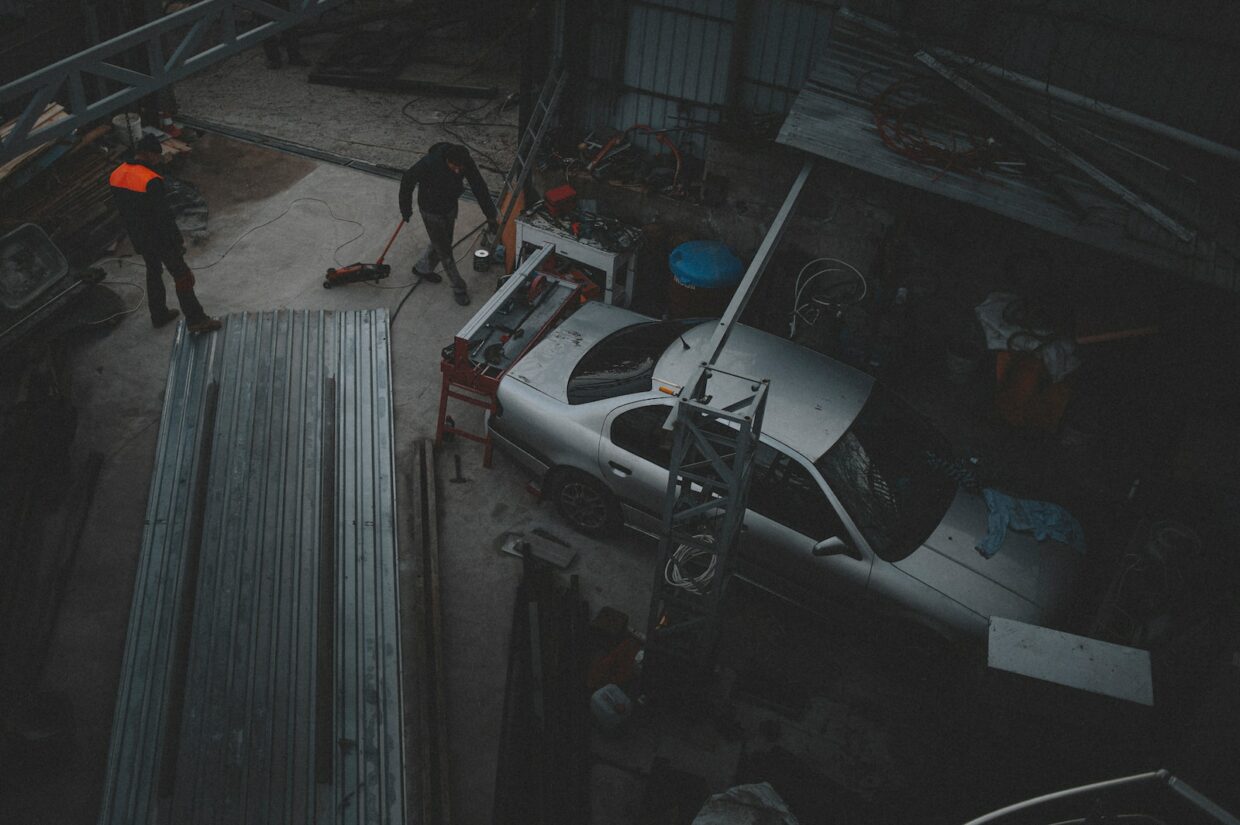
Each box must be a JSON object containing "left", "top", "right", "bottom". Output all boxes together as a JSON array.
[
  {"left": 597, "top": 400, "right": 674, "bottom": 533},
  {"left": 739, "top": 443, "right": 873, "bottom": 602},
  {"left": 599, "top": 401, "right": 874, "bottom": 601}
]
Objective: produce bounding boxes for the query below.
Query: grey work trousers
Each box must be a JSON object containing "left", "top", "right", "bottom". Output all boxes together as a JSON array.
[{"left": 416, "top": 207, "right": 467, "bottom": 295}]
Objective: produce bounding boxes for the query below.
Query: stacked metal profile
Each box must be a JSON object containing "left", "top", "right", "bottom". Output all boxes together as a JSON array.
[{"left": 99, "top": 310, "right": 405, "bottom": 825}]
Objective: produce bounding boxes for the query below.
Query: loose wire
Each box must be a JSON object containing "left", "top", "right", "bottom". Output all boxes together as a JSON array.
[
  {"left": 390, "top": 220, "right": 487, "bottom": 323},
  {"left": 95, "top": 196, "right": 368, "bottom": 274},
  {"left": 83, "top": 279, "right": 146, "bottom": 326}
]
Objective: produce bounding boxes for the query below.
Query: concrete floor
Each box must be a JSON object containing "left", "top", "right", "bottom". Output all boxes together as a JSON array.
[
  {"left": 175, "top": 25, "right": 519, "bottom": 191},
  {"left": 3, "top": 134, "right": 654, "bottom": 824}
]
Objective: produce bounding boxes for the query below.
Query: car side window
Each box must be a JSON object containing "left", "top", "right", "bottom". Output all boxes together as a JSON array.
[
  {"left": 750, "top": 446, "right": 845, "bottom": 541},
  {"left": 612, "top": 405, "right": 845, "bottom": 542},
  {"left": 610, "top": 404, "right": 673, "bottom": 467}
]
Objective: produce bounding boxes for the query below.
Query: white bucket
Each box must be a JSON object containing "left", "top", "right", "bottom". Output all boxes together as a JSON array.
[{"left": 111, "top": 113, "right": 143, "bottom": 145}]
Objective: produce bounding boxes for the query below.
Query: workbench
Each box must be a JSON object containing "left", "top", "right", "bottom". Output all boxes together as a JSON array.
[{"left": 515, "top": 214, "right": 636, "bottom": 308}]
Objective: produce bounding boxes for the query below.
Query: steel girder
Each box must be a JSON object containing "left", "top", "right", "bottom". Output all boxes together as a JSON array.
[{"left": 0, "top": 0, "right": 348, "bottom": 164}]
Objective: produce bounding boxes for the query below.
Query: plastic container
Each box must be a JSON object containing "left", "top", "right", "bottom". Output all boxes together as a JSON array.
[
  {"left": 666, "top": 240, "right": 743, "bottom": 318},
  {"left": 669, "top": 240, "right": 743, "bottom": 289},
  {"left": 0, "top": 223, "right": 69, "bottom": 311},
  {"left": 590, "top": 683, "right": 632, "bottom": 733},
  {"left": 472, "top": 248, "right": 491, "bottom": 272},
  {"left": 111, "top": 112, "right": 143, "bottom": 145}
]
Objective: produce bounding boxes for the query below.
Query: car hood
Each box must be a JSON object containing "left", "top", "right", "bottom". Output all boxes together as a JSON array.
[
  {"left": 893, "top": 490, "right": 1083, "bottom": 625},
  {"left": 506, "top": 302, "right": 651, "bottom": 403}
]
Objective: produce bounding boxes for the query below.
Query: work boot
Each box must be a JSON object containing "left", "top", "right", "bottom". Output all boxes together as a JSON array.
[
  {"left": 151, "top": 308, "right": 180, "bottom": 329},
  {"left": 414, "top": 266, "right": 441, "bottom": 283},
  {"left": 189, "top": 317, "right": 223, "bottom": 334},
  {"left": 453, "top": 290, "right": 471, "bottom": 307}
]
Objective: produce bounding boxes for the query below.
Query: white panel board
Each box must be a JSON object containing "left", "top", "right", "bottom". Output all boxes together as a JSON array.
[{"left": 988, "top": 617, "right": 1154, "bottom": 706}]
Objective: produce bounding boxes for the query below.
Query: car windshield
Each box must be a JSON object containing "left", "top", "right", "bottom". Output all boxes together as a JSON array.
[
  {"left": 815, "top": 385, "right": 957, "bottom": 562},
  {"left": 567, "top": 320, "right": 695, "bottom": 404}
]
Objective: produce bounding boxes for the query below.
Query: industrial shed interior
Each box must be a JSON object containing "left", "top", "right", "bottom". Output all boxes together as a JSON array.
[{"left": 1, "top": 1, "right": 1238, "bottom": 824}]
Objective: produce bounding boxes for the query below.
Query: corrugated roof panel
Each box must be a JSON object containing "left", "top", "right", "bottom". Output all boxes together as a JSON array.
[
  {"left": 777, "top": 11, "right": 1240, "bottom": 291},
  {"left": 99, "top": 310, "right": 405, "bottom": 825}
]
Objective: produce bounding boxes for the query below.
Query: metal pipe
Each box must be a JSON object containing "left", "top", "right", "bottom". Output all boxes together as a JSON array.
[
  {"left": 836, "top": 7, "right": 1240, "bottom": 165},
  {"left": 927, "top": 47, "right": 1240, "bottom": 166},
  {"left": 960, "top": 771, "right": 1167, "bottom": 825}
]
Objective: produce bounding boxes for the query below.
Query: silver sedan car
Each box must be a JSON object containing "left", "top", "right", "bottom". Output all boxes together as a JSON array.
[{"left": 489, "top": 301, "right": 1083, "bottom": 643}]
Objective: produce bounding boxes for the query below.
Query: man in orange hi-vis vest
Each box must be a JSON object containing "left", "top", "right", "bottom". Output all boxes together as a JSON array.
[{"left": 109, "top": 134, "right": 221, "bottom": 333}]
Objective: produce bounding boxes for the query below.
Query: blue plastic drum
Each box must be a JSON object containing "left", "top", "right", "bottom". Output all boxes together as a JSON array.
[
  {"left": 666, "top": 240, "right": 743, "bottom": 317},
  {"left": 669, "top": 240, "right": 742, "bottom": 289}
]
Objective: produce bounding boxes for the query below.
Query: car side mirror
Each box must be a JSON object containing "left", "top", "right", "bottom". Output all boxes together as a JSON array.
[{"left": 813, "top": 536, "right": 863, "bottom": 561}]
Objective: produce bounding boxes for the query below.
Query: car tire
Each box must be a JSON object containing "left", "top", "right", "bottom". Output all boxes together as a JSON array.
[{"left": 547, "top": 468, "right": 621, "bottom": 536}]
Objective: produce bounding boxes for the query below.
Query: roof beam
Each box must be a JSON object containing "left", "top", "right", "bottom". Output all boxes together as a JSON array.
[{"left": 0, "top": 0, "right": 348, "bottom": 163}]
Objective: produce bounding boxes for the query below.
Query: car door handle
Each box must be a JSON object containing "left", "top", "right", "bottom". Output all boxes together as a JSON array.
[{"left": 608, "top": 461, "right": 632, "bottom": 477}]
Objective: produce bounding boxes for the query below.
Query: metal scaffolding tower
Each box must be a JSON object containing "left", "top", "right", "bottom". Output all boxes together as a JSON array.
[
  {"left": 0, "top": 0, "right": 348, "bottom": 165},
  {"left": 645, "top": 159, "right": 814, "bottom": 687}
]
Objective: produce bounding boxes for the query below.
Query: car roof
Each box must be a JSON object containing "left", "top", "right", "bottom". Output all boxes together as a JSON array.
[
  {"left": 653, "top": 321, "right": 874, "bottom": 459},
  {"left": 508, "top": 302, "right": 874, "bottom": 459}
]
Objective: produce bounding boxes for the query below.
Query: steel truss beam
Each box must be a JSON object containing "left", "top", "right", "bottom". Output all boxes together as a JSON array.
[
  {"left": 646, "top": 374, "right": 769, "bottom": 670},
  {"left": 645, "top": 159, "right": 813, "bottom": 683},
  {"left": 1, "top": 0, "right": 348, "bottom": 164}
]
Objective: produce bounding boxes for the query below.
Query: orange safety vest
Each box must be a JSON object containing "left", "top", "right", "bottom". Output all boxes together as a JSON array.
[{"left": 109, "top": 162, "right": 162, "bottom": 193}]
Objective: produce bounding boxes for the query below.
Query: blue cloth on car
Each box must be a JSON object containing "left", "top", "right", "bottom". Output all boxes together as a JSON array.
[{"left": 976, "top": 488, "right": 1087, "bottom": 559}]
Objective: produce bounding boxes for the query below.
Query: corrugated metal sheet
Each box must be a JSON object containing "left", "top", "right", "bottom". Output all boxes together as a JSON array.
[
  {"left": 99, "top": 309, "right": 405, "bottom": 825},
  {"left": 738, "top": 0, "right": 833, "bottom": 114},
  {"left": 579, "top": 0, "right": 837, "bottom": 155},
  {"left": 777, "top": 12, "right": 1240, "bottom": 292}
]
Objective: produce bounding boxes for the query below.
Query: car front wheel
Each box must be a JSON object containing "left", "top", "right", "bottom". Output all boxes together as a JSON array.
[{"left": 548, "top": 468, "right": 620, "bottom": 536}]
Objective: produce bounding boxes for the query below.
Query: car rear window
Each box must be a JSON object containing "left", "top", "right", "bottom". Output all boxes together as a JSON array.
[
  {"left": 567, "top": 321, "right": 695, "bottom": 404},
  {"left": 815, "top": 385, "right": 956, "bottom": 562}
]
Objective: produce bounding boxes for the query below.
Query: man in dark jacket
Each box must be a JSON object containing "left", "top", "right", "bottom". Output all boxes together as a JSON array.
[
  {"left": 109, "top": 134, "right": 221, "bottom": 332},
  {"left": 399, "top": 143, "right": 498, "bottom": 306}
]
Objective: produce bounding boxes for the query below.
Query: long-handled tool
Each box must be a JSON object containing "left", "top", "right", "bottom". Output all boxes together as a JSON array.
[{"left": 323, "top": 220, "right": 404, "bottom": 288}]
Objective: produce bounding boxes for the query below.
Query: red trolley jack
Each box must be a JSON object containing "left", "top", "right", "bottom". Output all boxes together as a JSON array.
[{"left": 323, "top": 220, "right": 404, "bottom": 289}]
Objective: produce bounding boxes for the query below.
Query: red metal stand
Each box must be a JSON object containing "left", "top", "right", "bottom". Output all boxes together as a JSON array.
[{"left": 434, "top": 265, "right": 595, "bottom": 467}]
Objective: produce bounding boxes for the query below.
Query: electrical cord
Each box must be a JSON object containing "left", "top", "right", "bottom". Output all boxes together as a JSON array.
[
  {"left": 96, "top": 197, "right": 368, "bottom": 274},
  {"left": 390, "top": 220, "right": 487, "bottom": 323},
  {"left": 664, "top": 537, "right": 718, "bottom": 596},
  {"left": 788, "top": 257, "right": 868, "bottom": 338},
  {"left": 83, "top": 280, "right": 146, "bottom": 326},
  {"left": 397, "top": 21, "right": 523, "bottom": 176}
]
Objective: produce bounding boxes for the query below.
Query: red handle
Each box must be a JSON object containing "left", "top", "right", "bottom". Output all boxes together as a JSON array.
[{"left": 375, "top": 221, "right": 405, "bottom": 266}]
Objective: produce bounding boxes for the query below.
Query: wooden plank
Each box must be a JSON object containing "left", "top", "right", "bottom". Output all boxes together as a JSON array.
[
  {"left": 988, "top": 617, "right": 1154, "bottom": 706},
  {"left": 0, "top": 104, "right": 70, "bottom": 181}
]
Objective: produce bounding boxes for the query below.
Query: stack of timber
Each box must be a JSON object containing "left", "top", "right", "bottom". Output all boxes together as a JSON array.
[{"left": 0, "top": 116, "right": 123, "bottom": 267}]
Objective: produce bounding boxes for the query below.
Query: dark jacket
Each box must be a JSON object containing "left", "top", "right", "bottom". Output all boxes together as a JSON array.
[
  {"left": 108, "top": 158, "right": 184, "bottom": 256},
  {"left": 399, "top": 142, "right": 497, "bottom": 222}
]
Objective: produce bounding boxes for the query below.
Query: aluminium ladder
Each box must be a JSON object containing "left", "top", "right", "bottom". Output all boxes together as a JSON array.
[{"left": 491, "top": 64, "right": 568, "bottom": 244}]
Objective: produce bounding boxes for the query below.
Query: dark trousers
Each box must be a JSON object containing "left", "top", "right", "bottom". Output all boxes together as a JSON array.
[
  {"left": 142, "top": 249, "right": 206, "bottom": 324},
  {"left": 417, "top": 207, "right": 468, "bottom": 294}
]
